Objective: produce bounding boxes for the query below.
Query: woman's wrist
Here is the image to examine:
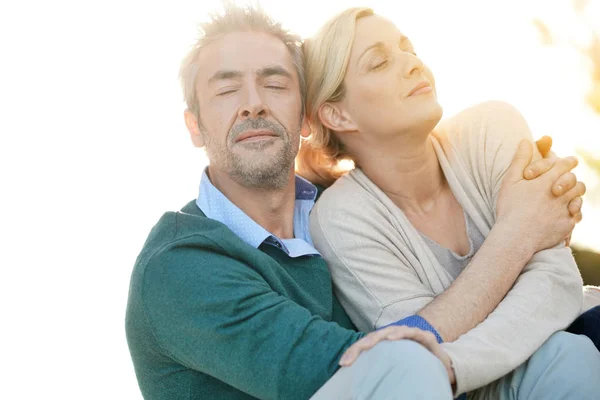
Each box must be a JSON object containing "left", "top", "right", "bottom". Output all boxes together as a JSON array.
[{"left": 489, "top": 221, "right": 537, "bottom": 264}]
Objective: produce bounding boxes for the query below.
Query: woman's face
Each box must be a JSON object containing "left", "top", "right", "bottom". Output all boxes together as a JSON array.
[{"left": 338, "top": 14, "right": 442, "bottom": 140}]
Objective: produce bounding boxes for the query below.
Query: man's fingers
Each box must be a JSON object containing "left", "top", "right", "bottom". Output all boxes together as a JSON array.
[
  {"left": 535, "top": 135, "right": 553, "bottom": 157},
  {"left": 568, "top": 196, "right": 584, "bottom": 217},
  {"left": 338, "top": 327, "right": 437, "bottom": 367},
  {"left": 552, "top": 172, "right": 577, "bottom": 196},
  {"left": 524, "top": 157, "right": 556, "bottom": 180},
  {"left": 339, "top": 328, "right": 404, "bottom": 366},
  {"left": 506, "top": 140, "right": 534, "bottom": 183},
  {"left": 338, "top": 338, "right": 373, "bottom": 366}
]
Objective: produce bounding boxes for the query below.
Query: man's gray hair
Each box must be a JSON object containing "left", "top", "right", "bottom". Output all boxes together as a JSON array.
[{"left": 179, "top": 3, "right": 305, "bottom": 116}]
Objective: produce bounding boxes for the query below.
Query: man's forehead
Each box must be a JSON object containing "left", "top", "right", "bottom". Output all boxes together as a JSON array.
[{"left": 198, "top": 31, "right": 295, "bottom": 80}]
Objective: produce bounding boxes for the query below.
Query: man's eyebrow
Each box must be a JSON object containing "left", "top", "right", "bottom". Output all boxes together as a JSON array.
[
  {"left": 257, "top": 65, "right": 292, "bottom": 79},
  {"left": 209, "top": 69, "right": 243, "bottom": 83}
]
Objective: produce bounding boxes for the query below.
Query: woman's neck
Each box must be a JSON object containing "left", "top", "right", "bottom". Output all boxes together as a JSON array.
[{"left": 354, "top": 134, "right": 446, "bottom": 214}]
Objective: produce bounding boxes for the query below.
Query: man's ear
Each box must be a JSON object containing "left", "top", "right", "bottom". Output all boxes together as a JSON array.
[
  {"left": 300, "top": 117, "right": 311, "bottom": 138},
  {"left": 184, "top": 109, "right": 205, "bottom": 148},
  {"left": 317, "top": 102, "right": 357, "bottom": 133}
]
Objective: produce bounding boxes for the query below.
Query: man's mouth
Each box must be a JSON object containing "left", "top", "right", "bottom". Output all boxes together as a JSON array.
[{"left": 234, "top": 130, "right": 278, "bottom": 143}]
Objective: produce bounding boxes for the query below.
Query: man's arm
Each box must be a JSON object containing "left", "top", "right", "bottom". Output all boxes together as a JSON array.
[{"left": 141, "top": 241, "right": 363, "bottom": 400}]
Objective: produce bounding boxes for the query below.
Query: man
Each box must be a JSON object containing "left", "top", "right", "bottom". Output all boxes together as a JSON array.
[{"left": 126, "top": 4, "right": 599, "bottom": 399}]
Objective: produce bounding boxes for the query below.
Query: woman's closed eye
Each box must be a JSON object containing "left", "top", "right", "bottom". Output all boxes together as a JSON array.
[{"left": 370, "top": 58, "right": 388, "bottom": 70}]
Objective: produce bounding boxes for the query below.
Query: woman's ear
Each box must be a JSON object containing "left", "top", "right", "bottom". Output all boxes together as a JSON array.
[
  {"left": 318, "top": 103, "right": 357, "bottom": 133},
  {"left": 184, "top": 110, "right": 205, "bottom": 148}
]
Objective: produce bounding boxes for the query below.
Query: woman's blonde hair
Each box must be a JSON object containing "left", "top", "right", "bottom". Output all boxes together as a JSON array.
[{"left": 296, "top": 7, "right": 374, "bottom": 187}]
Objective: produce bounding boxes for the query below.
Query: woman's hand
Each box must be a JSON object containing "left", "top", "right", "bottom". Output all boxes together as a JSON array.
[
  {"left": 496, "top": 139, "right": 586, "bottom": 255},
  {"left": 339, "top": 326, "right": 455, "bottom": 385},
  {"left": 529, "top": 136, "right": 584, "bottom": 214},
  {"left": 527, "top": 136, "right": 584, "bottom": 245}
]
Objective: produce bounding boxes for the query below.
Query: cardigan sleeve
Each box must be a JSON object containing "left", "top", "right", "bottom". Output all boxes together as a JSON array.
[{"left": 438, "top": 101, "right": 583, "bottom": 394}]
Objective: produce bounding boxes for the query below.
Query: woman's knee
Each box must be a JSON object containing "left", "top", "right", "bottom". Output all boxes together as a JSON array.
[{"left": 543, "top": 330, "right": 595, "bottom": 355}]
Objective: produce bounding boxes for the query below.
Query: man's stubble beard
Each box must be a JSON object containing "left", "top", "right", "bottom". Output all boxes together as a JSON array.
[{"left": 200, "top": 118, "right": 301, "bottom": 190}]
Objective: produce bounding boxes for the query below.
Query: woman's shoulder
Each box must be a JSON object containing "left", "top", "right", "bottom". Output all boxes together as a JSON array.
[
  {"left": 449, "top": 100, "right": 524, "bottom": 121},
  {"left": 435, "top": 101, "right": 528, "bottom": 142},
  {"left": 313, "top": 169, "right": 389, "bottom": 221},
  {"left": 434, "top": 100, "right": 533, "bottom": 167}
]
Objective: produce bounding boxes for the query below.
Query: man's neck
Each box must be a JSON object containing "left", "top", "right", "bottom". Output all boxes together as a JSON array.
[
  {"left": 354, "top": 135, "right": 445, "bottom": 214},
  {"left": 207, "top": 167, "right": 297, "bottom": 239}
]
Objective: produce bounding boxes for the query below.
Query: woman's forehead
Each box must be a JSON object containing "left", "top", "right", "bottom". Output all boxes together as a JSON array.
[{"left": 351, "top": 16, "right": 406, "bottom": 58}]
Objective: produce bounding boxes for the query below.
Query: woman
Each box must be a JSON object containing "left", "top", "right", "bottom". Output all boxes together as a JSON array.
[{"left": 297, "top": 7, "right": 600, "bottom": 398}]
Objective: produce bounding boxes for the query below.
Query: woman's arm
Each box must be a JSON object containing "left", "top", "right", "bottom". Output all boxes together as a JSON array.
[
  {"left": 310, "top": 101, "right": 585, "bottom": 395},
  {"left": 433, "top": 101, "right": 584, "bottom": 394},
  {"left": 419, "top": 136, "right": 582, "bottom": 342}
]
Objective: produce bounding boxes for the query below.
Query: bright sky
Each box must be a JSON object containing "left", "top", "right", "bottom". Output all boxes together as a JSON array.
[{"left": 1, "top": 0, "right": 599, "bottom": 398}]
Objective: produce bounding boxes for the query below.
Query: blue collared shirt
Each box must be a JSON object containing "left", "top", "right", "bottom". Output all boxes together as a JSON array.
[{"left": 196, "top": 168, "right": 320, "bottom": 258}]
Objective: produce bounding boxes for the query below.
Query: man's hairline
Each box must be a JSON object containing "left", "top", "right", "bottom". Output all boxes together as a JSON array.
[{"left": 190, "top": 29, "right": 305, "bottom": 110}]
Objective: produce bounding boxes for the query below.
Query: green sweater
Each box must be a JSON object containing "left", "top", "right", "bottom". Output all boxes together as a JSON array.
[{"left": 126, "top": 201, "right": 363, "bottom": 399}]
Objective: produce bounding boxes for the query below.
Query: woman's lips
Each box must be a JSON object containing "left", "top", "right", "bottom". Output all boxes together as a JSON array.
[{"left": 408, "top": 82, "right": 432, "bottom": 97}]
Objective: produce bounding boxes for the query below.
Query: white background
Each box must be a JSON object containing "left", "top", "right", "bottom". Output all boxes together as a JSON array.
[{"left": 1, "top": 0, "right": 598, "bottom": 398}]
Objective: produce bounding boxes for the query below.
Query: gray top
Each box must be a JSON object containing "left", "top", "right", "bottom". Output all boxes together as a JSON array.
[{"left": 419, "top": 210, "right": 486, "bottom": 280}]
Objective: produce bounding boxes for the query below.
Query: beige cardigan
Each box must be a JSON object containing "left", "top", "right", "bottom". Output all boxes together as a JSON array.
[{"left": 309, "top": 101, "right": 586, "bottom": 394}]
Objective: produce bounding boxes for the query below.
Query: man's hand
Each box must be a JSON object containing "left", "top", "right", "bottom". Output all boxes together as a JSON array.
[
  {"left": 529, "top": 136, "right": 586, "bottom": 245},
  {"left": 339, "top": 326, "right": 455, "bottom": 385}
]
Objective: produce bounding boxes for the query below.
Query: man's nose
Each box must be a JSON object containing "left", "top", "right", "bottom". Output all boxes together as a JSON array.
[{"left": 238, "top": 84, "right": 269, "bottom": 119}]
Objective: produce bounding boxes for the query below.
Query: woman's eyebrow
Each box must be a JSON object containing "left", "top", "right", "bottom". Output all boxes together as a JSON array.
[{"left": 358, "top": 42, "right": 385, "bottom": 64}]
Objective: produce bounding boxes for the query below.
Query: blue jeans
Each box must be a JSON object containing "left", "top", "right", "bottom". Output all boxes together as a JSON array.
[
  {"left": 566, "top": 305, "right": 600, "bottom": 351},
  {"left": 310, "top": 340, "right": 453, "bottom": 399},
  {"left": 470, "top": 331, "right": 600, "bottom": 399}
]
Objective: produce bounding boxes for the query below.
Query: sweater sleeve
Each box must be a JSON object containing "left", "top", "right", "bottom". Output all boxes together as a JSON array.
[
  {"left": 141, "top": 239, "right": 363, "bottom": 400},
  {"left": 439, "top": 101, "right": 583, "bottom": 394}
]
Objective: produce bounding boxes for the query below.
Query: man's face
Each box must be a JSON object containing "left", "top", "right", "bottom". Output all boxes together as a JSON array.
[{"left": 187, "top": 31, "right": 303, "bottom": 189}]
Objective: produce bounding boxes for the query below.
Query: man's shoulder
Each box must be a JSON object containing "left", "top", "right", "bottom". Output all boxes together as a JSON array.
[
  {"left": 145, "top": 200, "right": 220, "bottom": 250},
  {"left": 132, "top": 200, "right": 249, "bottom": 279}
]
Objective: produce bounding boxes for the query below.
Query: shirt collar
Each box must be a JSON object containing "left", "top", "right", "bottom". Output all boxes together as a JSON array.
[{"left": 196, "top": 168, "right": 318, "bottom": 254}]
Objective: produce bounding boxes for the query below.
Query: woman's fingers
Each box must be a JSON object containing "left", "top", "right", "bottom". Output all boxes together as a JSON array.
[
  {"left": 563, "top": 181, "right": 587, "bottom": 204},
  {"left": 568, "top": 196, "right": 584, "bottom": 217},
  {"left": 552, "top": 172, "right": 577, "bottom": 196},
  {"left": 524, "top": 157, "right": 556, "bottom": 179},
  {"left": 535, "top": 135, "right": 553, "bottom": 157}
]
